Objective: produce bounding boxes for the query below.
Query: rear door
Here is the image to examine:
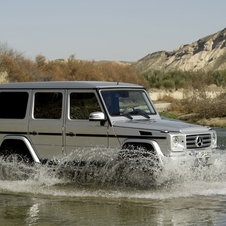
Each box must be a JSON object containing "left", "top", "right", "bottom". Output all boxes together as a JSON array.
[{"left": 28, "top": 90, "right": 65, "bottom": 159}]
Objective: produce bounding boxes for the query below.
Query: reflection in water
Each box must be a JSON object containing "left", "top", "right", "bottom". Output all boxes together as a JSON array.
[
  {"left": 0, "top": 129, "right": 226, "bottom": 225},
  {"left": 1, "top": 191, "right": 226, "bottom": 225},
  {"left": 26, "top": 203, "right": 40, "bottom": 226}
]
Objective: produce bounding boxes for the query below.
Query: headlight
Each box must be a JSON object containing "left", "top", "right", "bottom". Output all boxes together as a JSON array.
[
  {"left": 172, "top": 136, "right": 179, "bottom": 147},
  {"left": 211, "top": 131, "right": 217, "bottom": 148},
  {"left": 168, "top": 134, "right": 185, "bottom": 152}
]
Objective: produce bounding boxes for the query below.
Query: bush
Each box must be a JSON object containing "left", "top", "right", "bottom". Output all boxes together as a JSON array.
[
  {"left": 142, "top": 69, "right": 226, "bottom": 90},
  {"left": 0, "top": 44, "right": 149, "bottom": 88},
  {"left": 170, "top": 89, "right": 226, "bottom": 121}
]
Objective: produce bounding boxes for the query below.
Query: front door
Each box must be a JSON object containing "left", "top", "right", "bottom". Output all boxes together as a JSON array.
[{"left": 65, "top": 90, "right": 108, "bottom": 155}]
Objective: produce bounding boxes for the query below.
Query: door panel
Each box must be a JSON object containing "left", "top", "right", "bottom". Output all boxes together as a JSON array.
[
  {"left": 65, "top": 90, "right": 108, "bottom": 153},
  {"left": 28, "top": 90, "right": 64, "bottom": 159},
  {"left": 65, "top": 120, "right": 108, "bottom": 148}
]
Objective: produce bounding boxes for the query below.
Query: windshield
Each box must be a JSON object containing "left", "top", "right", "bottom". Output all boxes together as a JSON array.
[{"left": 101, "top": 90, "right": 156, "bottom": 117}]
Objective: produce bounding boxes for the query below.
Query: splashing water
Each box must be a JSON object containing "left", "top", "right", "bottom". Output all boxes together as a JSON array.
[
  {"left": 0, "top": 148, "right": 160, "bottom": 187},
  {"left": 0, "top": 147, "right": 226, "bottom": 200}
]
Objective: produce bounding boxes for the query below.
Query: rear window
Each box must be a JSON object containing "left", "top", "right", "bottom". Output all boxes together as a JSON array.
[
  {"left": 0, "top": 92, "right": 29, "bottom": 119},
  {"left": 34, "top": 92, "right": 62, "bottom": 119}
]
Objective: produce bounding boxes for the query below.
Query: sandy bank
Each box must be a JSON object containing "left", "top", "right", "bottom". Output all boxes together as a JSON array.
[{"left": 148, "top": 86, "right": 224, "bottom": 101}]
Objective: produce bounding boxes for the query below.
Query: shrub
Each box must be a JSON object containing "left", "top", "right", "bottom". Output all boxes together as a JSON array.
[
  {"left": 0, "top": 43, "right": 149, "bottom": 87},
  {"left": 171, "top": 89, "right": 226, "bottom": 120},
  {"left": 141, "top": 69, "right": 226, "bottom": 90}
]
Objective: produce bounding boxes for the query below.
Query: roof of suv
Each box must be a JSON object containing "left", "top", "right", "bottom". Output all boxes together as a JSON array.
[{"left": 0, "top": 81, "right": 143, "bottom": 89}]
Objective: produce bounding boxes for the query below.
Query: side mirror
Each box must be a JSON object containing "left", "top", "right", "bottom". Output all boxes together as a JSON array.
[{"left": 89, "top": 112, "right": 106, "bottom": 121}]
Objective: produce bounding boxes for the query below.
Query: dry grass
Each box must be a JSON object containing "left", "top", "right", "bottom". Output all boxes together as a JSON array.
[
  {"left": 0, "top": 49, "right": 149, "bottom": 88},
  {"left": 197, "top": 117, "right": 226, "bottom": 127},
  {"left": 159, "top": 87, "right": 226, "bottom": 127}
]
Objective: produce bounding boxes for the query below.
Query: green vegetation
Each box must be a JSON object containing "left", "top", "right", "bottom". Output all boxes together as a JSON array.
[{"left": 142, "top": 69, "right": 226, "bottom": 89}]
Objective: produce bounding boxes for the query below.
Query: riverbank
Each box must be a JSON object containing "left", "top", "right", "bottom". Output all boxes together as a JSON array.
[
  {"left": 158, "top": 104, "right": 226, "bottom": 128},
  {"left": 151, "top": 87, "right": 226, "bottom": 128},
  {"left": 197, "top": 117, "right": 226, "bottom": 128}
]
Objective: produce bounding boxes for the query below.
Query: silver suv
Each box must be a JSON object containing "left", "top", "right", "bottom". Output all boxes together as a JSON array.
[{"left": 0, "top": 81, "right": 218, "bottom": 167}]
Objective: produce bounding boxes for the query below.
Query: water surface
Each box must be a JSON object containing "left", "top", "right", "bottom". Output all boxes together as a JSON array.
[{"left": 0, "top": 128, "right": 226, "bottom": 225}]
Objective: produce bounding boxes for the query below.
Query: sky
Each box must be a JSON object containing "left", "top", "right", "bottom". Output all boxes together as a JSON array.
[{"left": 0, "top": 0, "right": 226, "bottom": 62}]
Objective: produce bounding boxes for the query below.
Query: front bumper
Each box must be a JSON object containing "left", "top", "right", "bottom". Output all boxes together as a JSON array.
[
  {"left": 194, "top": 149, "right": 221, "bottom": 166},
  {"left": 164, "top": 149, "right": 221, "bottom": 167}
]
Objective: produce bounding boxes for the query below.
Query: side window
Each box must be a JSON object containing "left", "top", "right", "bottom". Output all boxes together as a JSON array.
[
  {"left": 34, "top": 92, "right": 62, "bottom": 119},
  {"left": 0, "top": 92, "right": 29, "bottom": 119},
  {"left": 70, "top": 92, "right": 101, "bottom": 119}
]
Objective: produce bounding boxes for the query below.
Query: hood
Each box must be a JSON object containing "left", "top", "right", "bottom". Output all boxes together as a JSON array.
[{"left": 112, "top": 118, "right": 210, "bottom": 133}]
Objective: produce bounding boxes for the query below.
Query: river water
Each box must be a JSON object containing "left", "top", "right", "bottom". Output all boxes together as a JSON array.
[{"left": 1, "top": 129, "right": 226, "bottom": 225}]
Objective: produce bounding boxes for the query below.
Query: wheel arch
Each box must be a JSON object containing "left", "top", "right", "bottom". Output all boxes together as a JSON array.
[
  {"left": 0, "top": 136, "right": 40, "bottom": 163},
  {"left": 121, "top": 139, "right": 164, "bottom": 159}
]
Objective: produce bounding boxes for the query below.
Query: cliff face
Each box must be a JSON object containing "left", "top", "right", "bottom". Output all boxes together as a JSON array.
[{"left": 135, "top": 28, "right": 226, "bottom": 72}]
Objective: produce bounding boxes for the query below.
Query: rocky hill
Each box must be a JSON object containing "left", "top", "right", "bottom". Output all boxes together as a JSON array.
[{"left": 134, "top": 28, "right": 226, "bottom": 72}]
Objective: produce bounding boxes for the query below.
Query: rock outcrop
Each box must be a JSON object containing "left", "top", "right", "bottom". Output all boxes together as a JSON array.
[{"left": 135, "top": 28, "right": 226, "bottom": 72}]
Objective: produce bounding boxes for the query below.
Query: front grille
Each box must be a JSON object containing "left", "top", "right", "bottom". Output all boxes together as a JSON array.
[{"left": 186, "top": 134, "right": 211, "bottom": 149}]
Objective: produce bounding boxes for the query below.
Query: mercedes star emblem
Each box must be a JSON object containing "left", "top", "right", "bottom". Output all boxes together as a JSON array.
[{"left": 195, "top": 136, "right": 203, "bottom": 147}]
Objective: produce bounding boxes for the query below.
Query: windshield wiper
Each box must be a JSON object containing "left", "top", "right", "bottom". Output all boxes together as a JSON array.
[
  {"left": 120, "top": 109, "right": 150, "bottom": 119},
  {"left": 113, "top": 111, "right": 133, "bottom": 119},
  {"left": 131, "top": 109, "right": 150, "bottom": 119},
  {"left": 122, "top": 113, "right": 133, "bottom": 119}
]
